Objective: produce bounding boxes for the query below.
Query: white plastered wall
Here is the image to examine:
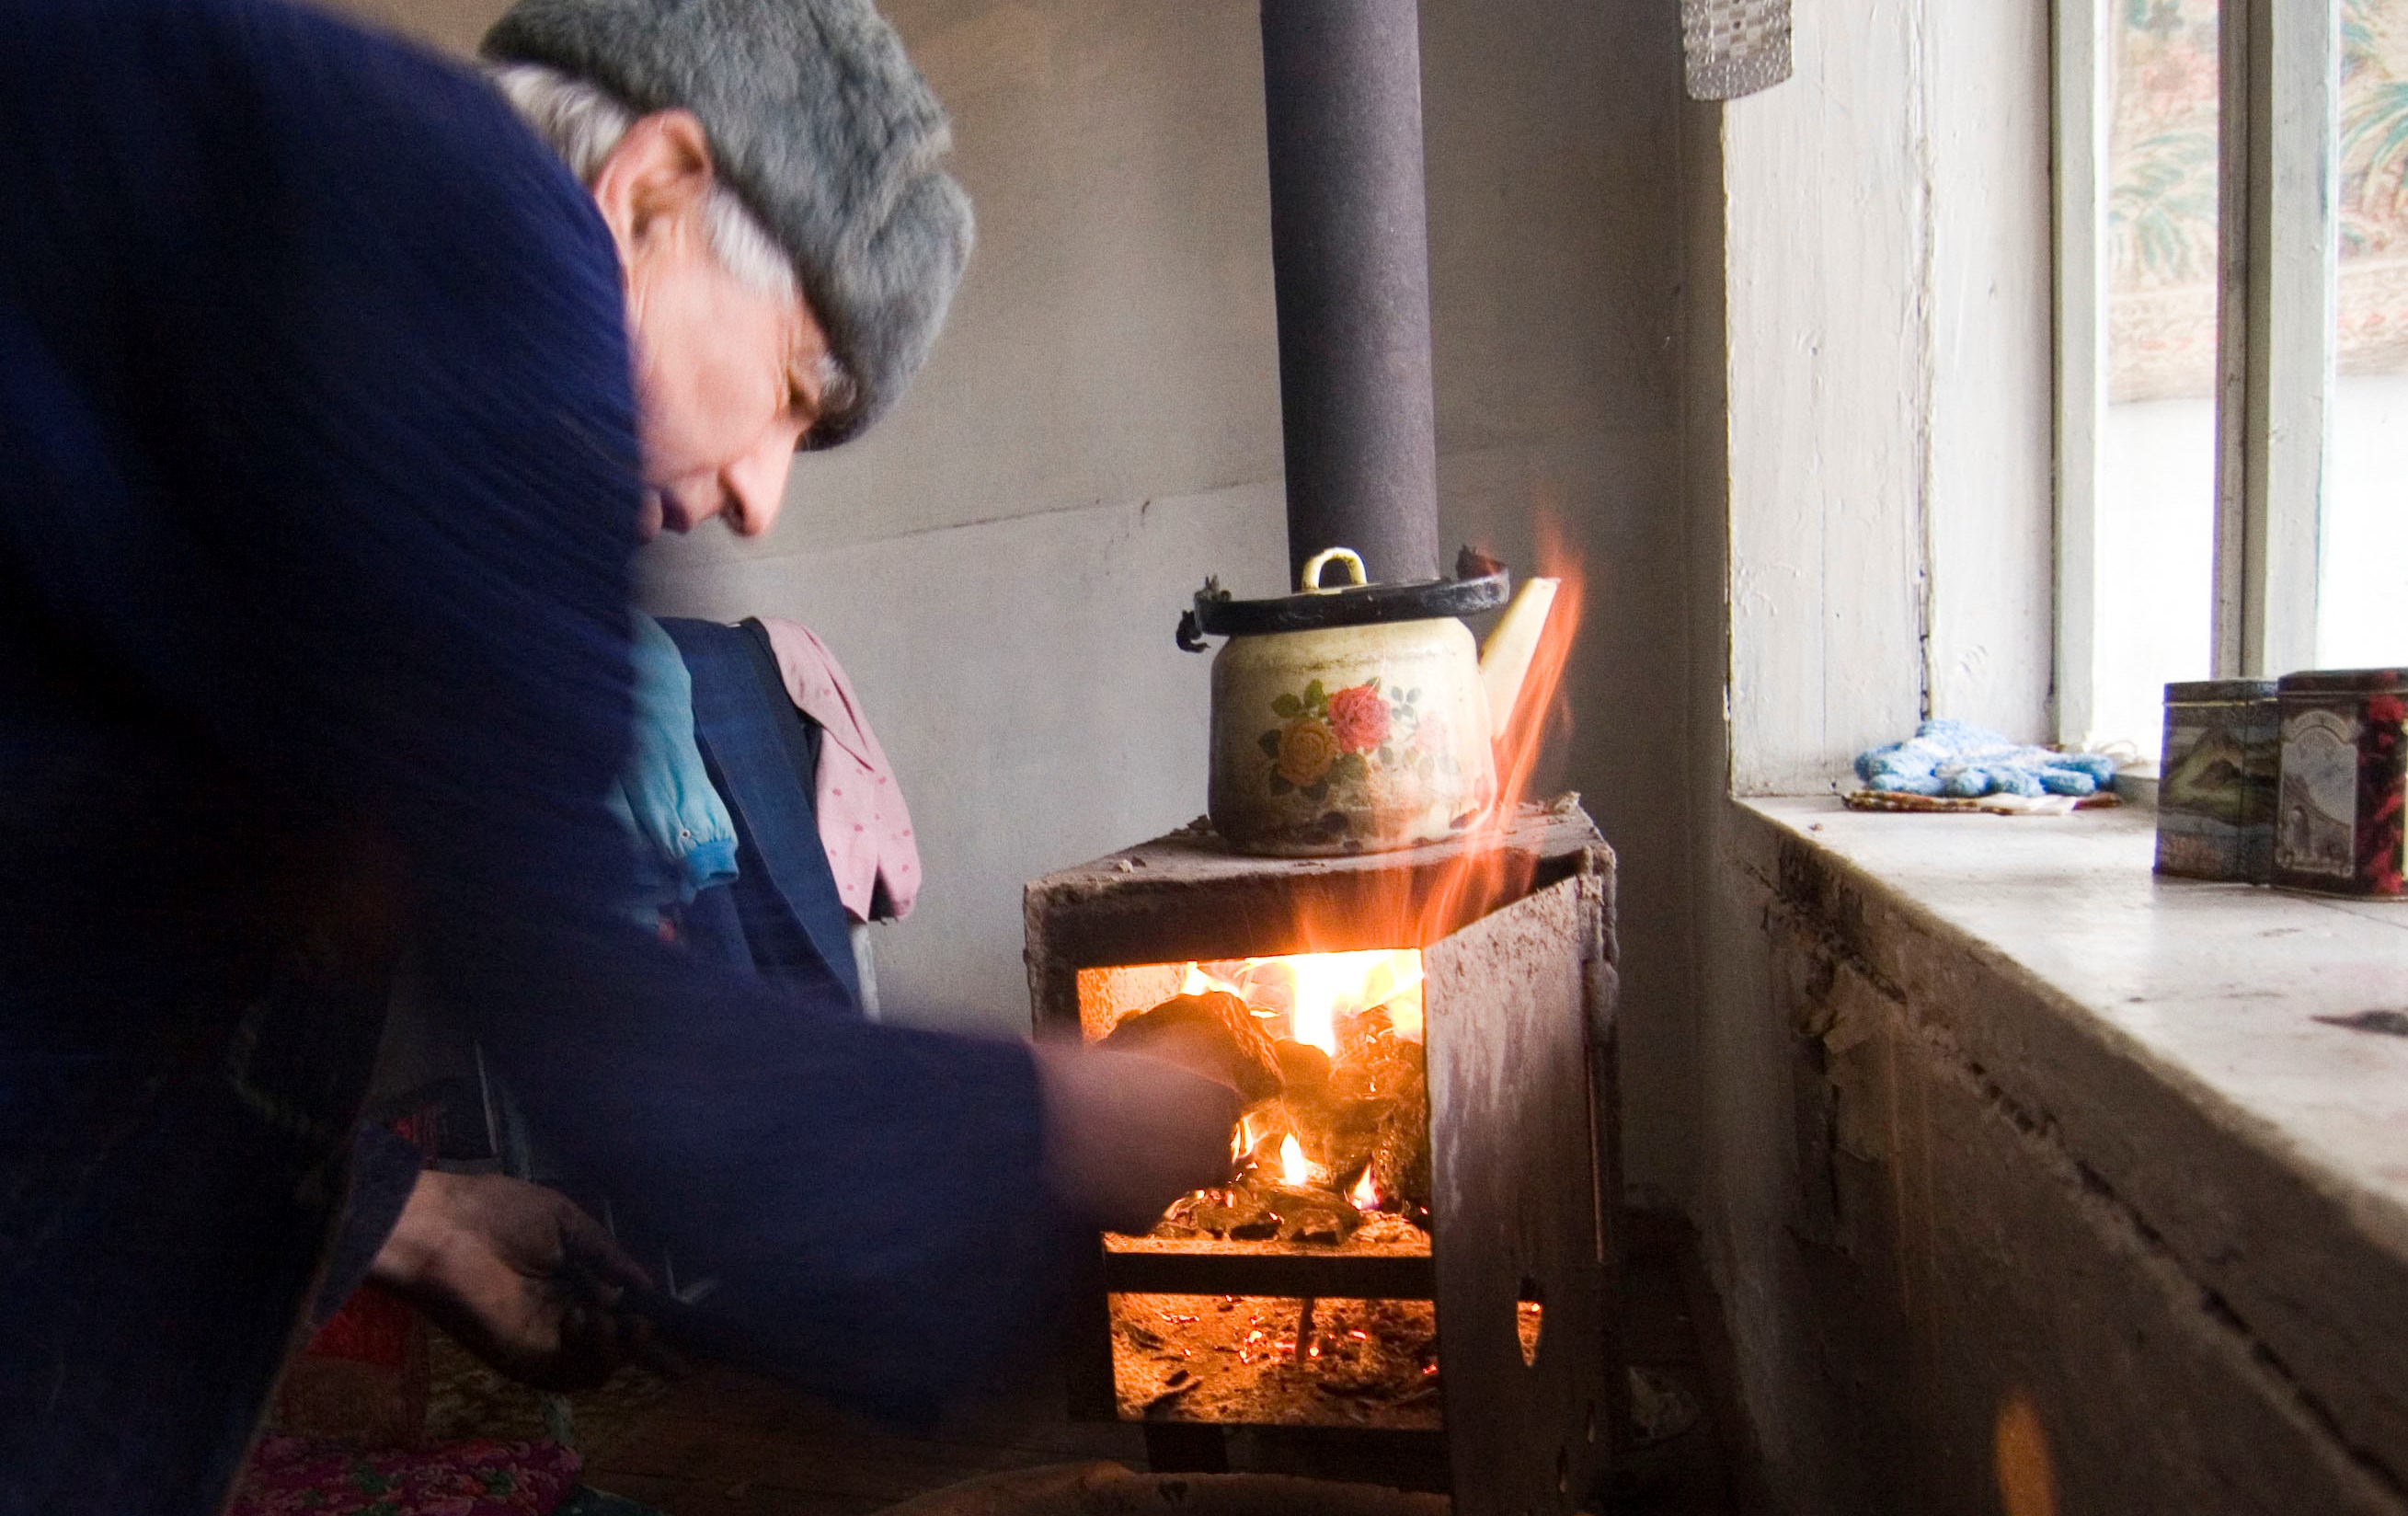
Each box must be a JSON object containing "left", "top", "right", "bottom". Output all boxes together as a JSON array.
[{"left": 1719, "top": 0, "right": 2054, "bottom": 798}]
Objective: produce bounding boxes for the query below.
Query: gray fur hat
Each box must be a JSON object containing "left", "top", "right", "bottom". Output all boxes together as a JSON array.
[{"left": 484, "top": 0, "right": 972, "bottom": 446}]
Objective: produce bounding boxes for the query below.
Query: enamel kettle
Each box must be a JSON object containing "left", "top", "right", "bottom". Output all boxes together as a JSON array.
[{"left": 1177, "top": 546, "right": 1560, "bottom": 856}]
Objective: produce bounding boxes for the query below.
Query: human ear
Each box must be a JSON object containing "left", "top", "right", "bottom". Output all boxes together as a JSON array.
[{"left": 588, "top": 109, "right": 717, "bottom": 262}]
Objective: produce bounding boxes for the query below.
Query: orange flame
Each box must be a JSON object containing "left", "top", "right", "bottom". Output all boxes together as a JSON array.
[
  {"left": 1422, "top": 511, "right": 1584, "bottom": 944},
  {"left": 1279, "top": 1133, "right": 1312, "bottom": 1187},
  {"left": 1383, "top": 977, "right": 1425, "bottom": 1043},
  {"left": 1168, "top": 948, "right": 1422, "bottom": 1053},
  {"left": 1288, "top": 949, "right": 1422, "bottom": 1052},
  {"left": 1286, "top": 510, "right": 1587, "bottom": 957},
  {"left": 1348, "top": 1167, "right": 1379, "bottom": 1211},
  {"left": 1499, "top": 514, "right": 1584, "bottom": 817}
]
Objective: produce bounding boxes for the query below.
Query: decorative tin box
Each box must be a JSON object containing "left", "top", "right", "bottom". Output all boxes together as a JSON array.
[
  {"left": 2271, "top": 668, "right": 2408, "bottom": 897},
  {"left": 2154, "top": 679, "right": 2279, "bottom": 881}
]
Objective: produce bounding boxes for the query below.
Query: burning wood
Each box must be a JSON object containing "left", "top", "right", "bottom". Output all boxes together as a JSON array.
[
  {"left": 1112, "top": 968, "right": 1434, "bottom": 1246},
  {"left": 1098, "top": 989, "right": 1286, "bottom": 1107},
  {"left": 1097, "top": 959, "right": 1442, "bottom": 1423},
  {"left": 1155, "top": 1176, "right": 1375, "bottom": 1247}
]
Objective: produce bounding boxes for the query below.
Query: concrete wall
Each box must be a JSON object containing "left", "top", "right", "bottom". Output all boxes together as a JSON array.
[{"left": 320, "top": 0, "right": 1700, "bottom": 1197}]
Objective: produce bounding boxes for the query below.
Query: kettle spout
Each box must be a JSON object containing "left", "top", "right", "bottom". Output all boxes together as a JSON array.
[{"left": 1478, "top": 577, "right": 1562, "bottom": 743}]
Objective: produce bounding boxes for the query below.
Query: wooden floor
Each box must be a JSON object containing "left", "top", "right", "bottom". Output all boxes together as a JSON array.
[{"left": 430, "top": 1212, "right": 1749, "bottom": 1515}]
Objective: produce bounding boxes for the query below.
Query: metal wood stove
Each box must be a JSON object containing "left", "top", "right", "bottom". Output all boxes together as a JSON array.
[{"left": 1024, "top": 799, "right": 1624, "bottom": 1516}]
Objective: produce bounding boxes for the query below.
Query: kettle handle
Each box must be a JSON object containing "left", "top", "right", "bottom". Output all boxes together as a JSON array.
[{"left": 1299, "top": 547, "right": 1369, "bottom": 593}]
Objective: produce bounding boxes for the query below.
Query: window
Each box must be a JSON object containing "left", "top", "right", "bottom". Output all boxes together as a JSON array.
[
  {"left": 2325, "top": 2, "right": 2408, "bottom": 664},
  {"left": 2057, "top": 0, "right": 2408, "bottom": 755}
]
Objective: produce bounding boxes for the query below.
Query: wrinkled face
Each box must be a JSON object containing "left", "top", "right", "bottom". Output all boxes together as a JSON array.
[{"left": 591, "top": 112, "right": 827, "bottom": 539}]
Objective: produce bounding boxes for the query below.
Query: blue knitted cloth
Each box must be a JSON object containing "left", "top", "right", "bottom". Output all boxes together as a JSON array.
[{"left": 1854, "top": 720, "right": 2119, "bottom": 798}]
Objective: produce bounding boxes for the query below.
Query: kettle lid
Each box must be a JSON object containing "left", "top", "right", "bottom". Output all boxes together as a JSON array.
[{"left": 1178, "top": 546, "right": 1511, "bottom": 650}]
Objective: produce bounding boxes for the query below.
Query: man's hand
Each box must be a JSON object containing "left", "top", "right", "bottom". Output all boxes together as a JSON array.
[
  {"left": 369, "top": 1170, "right": 659, "bottom": 1392},
  {"left": 1029, "top": 991, "right": 1296, "bottom": 1233},
  {"left": 1032, "top": 1039, "right": 1250, "bottom": 1236}
]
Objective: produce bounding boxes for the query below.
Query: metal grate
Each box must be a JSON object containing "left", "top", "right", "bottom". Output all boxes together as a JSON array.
[{"left": 1681, "top": 0, "right": 1793, "bottom": 101}]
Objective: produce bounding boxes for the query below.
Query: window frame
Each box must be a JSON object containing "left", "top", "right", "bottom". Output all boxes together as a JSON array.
[
  {"left": 2053, "top": 0, "right": 2345, "bottom": 747},
  {"left": 2051, "top": 0, "right": 2109, "bottom": 748},
  {"left": 2219, "top": 0, "right": 2338, "bottom": 678}
]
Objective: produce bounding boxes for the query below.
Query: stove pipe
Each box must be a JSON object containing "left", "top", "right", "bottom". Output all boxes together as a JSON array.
[{"left": 1259, "top": 0, "right": 1442, "bottom": 589}]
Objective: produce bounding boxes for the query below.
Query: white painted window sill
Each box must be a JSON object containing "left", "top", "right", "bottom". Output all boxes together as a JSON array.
[{"left": 1735, "top": 796, "right": 2408, "bottom": 1459}]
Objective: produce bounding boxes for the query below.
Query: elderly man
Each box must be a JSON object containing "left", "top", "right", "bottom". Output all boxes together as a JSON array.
[{"left": 0, "top": 1, "right": 1242, "bottom": 1510}]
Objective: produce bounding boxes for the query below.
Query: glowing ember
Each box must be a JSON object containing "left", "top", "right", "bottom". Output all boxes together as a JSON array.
[
  {"left": 1280, "top": 1133, "right": 1312, "bottom": 1187},
  {"left": 1348, "top": 1167, "right": 1379, "bottom": 1211}
]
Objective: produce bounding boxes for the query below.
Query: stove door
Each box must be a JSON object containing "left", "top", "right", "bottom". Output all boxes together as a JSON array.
[{"left": 1426, "top": 873, "right": 1614, "bottom": 1516}]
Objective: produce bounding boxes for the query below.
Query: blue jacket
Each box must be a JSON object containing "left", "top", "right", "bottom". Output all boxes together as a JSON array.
[
  {"left": 662, "top": 616, "right": 862, "bottom": 1011},
  {"left": 0, "top": 6, "right": 1060, "bottom": 1511}
]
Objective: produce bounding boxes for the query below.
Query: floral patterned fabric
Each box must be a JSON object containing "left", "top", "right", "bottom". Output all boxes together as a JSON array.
[{"left": 227, "top": 1436, "right": 580, "bottom": 1516}]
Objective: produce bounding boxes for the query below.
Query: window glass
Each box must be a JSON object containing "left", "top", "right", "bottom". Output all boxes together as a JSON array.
[
  {"left": 2325, "top": 0, "right": 2408, "bottom": 669},
  {"left": 2097, "top": 0, "right": 2220, "bottom": 750}
]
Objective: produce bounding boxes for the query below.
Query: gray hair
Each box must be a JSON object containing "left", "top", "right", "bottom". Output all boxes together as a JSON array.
[{"left": 489, "top": 62, "right": 858, "bottom": 425}]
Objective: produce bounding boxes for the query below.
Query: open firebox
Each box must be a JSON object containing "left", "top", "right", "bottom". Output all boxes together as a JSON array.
[{"left": 1024, "top": 799, "right": 1624, "bottom": 1516}]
